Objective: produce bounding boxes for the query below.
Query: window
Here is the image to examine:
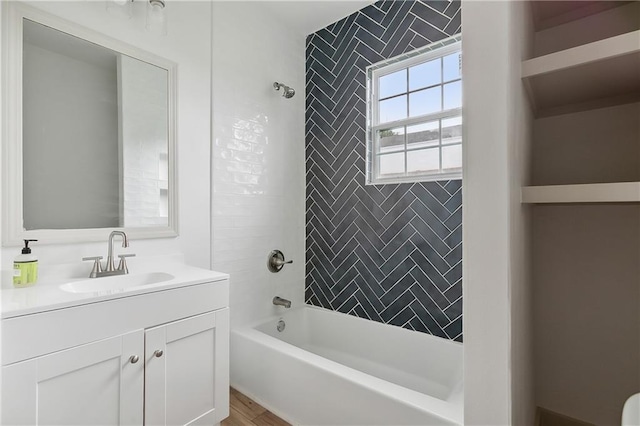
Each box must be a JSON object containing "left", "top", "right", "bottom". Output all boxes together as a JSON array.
[{"left": 366, "top": 35, "right": 462, "bottom": 184}]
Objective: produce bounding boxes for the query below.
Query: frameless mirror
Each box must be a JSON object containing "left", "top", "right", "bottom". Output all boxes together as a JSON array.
[{"left": 2, "top": 5, "right": 177, "bottom": 245}]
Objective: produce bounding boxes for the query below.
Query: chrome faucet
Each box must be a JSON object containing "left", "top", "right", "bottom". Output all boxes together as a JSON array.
[
  {"left": 82, "top": 231, "right": 135, "bottom": 278},
  {"left": 273, "top": 296, "right": 291, "bottom": 308}
]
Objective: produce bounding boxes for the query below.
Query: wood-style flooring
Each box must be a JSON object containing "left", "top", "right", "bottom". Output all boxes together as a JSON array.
[{"left": 222, "top": 388, "right": 291, "bottom": 426}]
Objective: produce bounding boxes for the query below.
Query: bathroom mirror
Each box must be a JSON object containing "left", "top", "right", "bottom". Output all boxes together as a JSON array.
[{"left": 2, "top": 5, "right": 178, "bottom": 245}]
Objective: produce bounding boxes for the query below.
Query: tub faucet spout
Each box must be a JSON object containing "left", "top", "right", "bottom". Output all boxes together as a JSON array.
[{"left": 273, "top": 296, "right": 291, "bottom": 308}]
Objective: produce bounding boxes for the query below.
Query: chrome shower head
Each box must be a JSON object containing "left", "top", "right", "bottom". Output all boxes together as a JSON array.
[{"left": 273, "top": 82, "right": 295, "bottom": 99}]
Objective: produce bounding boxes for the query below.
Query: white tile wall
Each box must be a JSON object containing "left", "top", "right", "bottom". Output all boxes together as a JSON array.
[{"left": 211, "top": 2, "right": 305, "bottom": 328}]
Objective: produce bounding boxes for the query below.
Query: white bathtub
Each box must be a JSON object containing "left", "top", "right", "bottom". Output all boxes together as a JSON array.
[{"left": 230, "top": 306, "right": 463, "bottom": 425}]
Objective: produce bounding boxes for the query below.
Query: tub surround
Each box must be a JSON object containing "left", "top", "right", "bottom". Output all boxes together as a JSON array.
[
  {"left": 211, "top": 1, "right": 305, "bottom": 329},
  {"left": 305, "top": 0, "right": 463, "bottom": 341}
]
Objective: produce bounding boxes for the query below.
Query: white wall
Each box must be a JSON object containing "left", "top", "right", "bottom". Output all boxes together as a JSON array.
[
  {"left": 1, "top": 1, "right": 212, "bottom": 270},
  {"left": 462, "top": 2, "right": 510, "bottom": 421},
  {"left": 462, "top": 1, "right": 511, "bottom": 425},
  {"left": 0, "top": 1, "right": 4, "bottom": 414},
  {"left": 210, "top": 2, "right": 305, "bottom": 329},
  {"left": 462, "top": 1, "right": 534, "bottom": 424}
]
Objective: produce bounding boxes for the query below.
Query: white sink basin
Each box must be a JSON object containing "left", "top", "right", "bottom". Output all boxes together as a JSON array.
[{"left": 60, "top": 272, "right": 175, "bottom": 294}]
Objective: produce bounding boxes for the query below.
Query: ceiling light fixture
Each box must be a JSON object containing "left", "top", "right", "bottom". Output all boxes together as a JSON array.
[
  {"left": 146, "top": 0, "right": 168, "bottom": 36},
  {"left": 106, "top": 0, "right": 168, "bottom": 35}
]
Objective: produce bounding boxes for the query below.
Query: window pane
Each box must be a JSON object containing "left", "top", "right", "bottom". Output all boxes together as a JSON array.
[
  {"left": 443, "top": 81, "right": 462, "bottom": 110},
  {"left": 407, "top": 121, "right": 439, "bottom": 149},
  {"left": 442, "top": 116, "right": 462, "bottom": 145},
  {"left": 379, "top": 95, "right": 407, "bottom": 123},
  {"left": 409, "top": 87, "right": 441, "bottom": 117},
  {"left": 378, "top": 127, "right": 405, "bottom": 154},
  {"left": 407, "top": 148, "right": 439, "bottom": 174},
  {"left": 443, "top": 52, "right": 461, "bottom": 82},
  {"left": 409, "top": 59, "right": 440, "bottom": 91},
  {"left": 379, "top": 69, "right": 407, "bottom": 99},
  {"left": 378, "top": 152, "right": 405, "bottom": 176},
  {"left": 442, "top": 144, "right": 462, "bottom": 170}
]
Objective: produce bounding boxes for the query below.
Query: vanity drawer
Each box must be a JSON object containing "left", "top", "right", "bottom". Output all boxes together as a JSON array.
[{"left": 2, "top": 279, "right": 229, "bottom": 365}]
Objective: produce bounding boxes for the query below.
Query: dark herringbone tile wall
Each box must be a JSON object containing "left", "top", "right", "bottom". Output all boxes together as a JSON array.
[{"left": 305, "top": 0, "right": 463, "bottom": 341}]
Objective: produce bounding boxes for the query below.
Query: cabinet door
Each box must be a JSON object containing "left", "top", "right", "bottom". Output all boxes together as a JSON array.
[
  {"left": 1, "top": 330, "right": 144, "bottom": 426},
  {"left": 144, "top": 308, "right": 229, "bottom": 426}
]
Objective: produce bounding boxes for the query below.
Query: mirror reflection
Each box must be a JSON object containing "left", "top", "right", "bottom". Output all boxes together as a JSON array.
[{"left": 22, "top": 19, "right": 169, "bottom": 231}]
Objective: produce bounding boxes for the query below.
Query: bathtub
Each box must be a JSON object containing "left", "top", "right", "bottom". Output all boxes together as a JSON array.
[{"left": 230, "top": 306, "right": 463, "bottom": 425}]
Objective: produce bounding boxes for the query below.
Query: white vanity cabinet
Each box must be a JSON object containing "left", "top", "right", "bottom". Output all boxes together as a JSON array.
[
  {"left": 3, "top": 330, "right": 145, "bottom": 425},
  {"left": 145, "top": 311, "right": 226, "bottom": 426},
  {"left": 1, "top": 276, "right": 230, "bottom": 426}
]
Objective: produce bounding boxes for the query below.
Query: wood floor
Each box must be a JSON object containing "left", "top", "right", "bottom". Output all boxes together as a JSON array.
[{"left": 222, "top": 388, "right": 291, "bottom": 426}]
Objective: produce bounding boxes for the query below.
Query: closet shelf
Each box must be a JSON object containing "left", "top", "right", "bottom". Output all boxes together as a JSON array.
[
  {"left": 522, "top": 30, "right": 640, "bottom": 114},
  {"left": 521, "top": 182, "right": 640, "bottom": 204}
]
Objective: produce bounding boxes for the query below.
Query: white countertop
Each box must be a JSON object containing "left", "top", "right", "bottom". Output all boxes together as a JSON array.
[{"left": 1, "top": 255, "right": 229, "bottom": 319}]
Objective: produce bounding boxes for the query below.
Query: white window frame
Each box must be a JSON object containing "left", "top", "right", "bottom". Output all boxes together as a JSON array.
[{"left": 366, "top": 34, "right": 462, "bottom": 185}]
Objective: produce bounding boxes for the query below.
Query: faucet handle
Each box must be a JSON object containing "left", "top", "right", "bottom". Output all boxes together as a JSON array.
[
  {"left": 82, "top": 256, "right": 103, "bottom": 278},
  {"left": 117, "top": 254, "right": 136, "bottom": 274},
  {"left": 267, "top": 250, "right": 293, "bottom": 273},
  {"left": 82, "top": 256, "right": 103, "bottom": 261}
]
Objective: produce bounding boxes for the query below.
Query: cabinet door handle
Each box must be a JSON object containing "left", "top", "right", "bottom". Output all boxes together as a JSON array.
[
  {"left": 129, "top": 355, "right": 139, "bottom": 364},
  {"left": 154, "top": 350, "right": 164, "bottom": 358}
]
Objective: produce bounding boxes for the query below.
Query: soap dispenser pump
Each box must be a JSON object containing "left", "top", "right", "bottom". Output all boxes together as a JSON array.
[{"left": 13, "top": 239, "right": 38, "bottom": 287}]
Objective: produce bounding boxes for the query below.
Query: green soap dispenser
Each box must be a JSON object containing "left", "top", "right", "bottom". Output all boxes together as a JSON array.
[{"left": 13, "top": 239, "right": 38, "bottom": 287}]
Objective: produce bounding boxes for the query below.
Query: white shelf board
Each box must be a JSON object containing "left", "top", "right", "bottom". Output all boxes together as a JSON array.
[
  {"left": 522, "top": 30, "right": 640, "bottom": 113},
  {"left": 521, "top": 182, "right": 640, "bottom": 204},
  {"left": 522, "top": 30, "right": 640, "bottom": 78}
]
